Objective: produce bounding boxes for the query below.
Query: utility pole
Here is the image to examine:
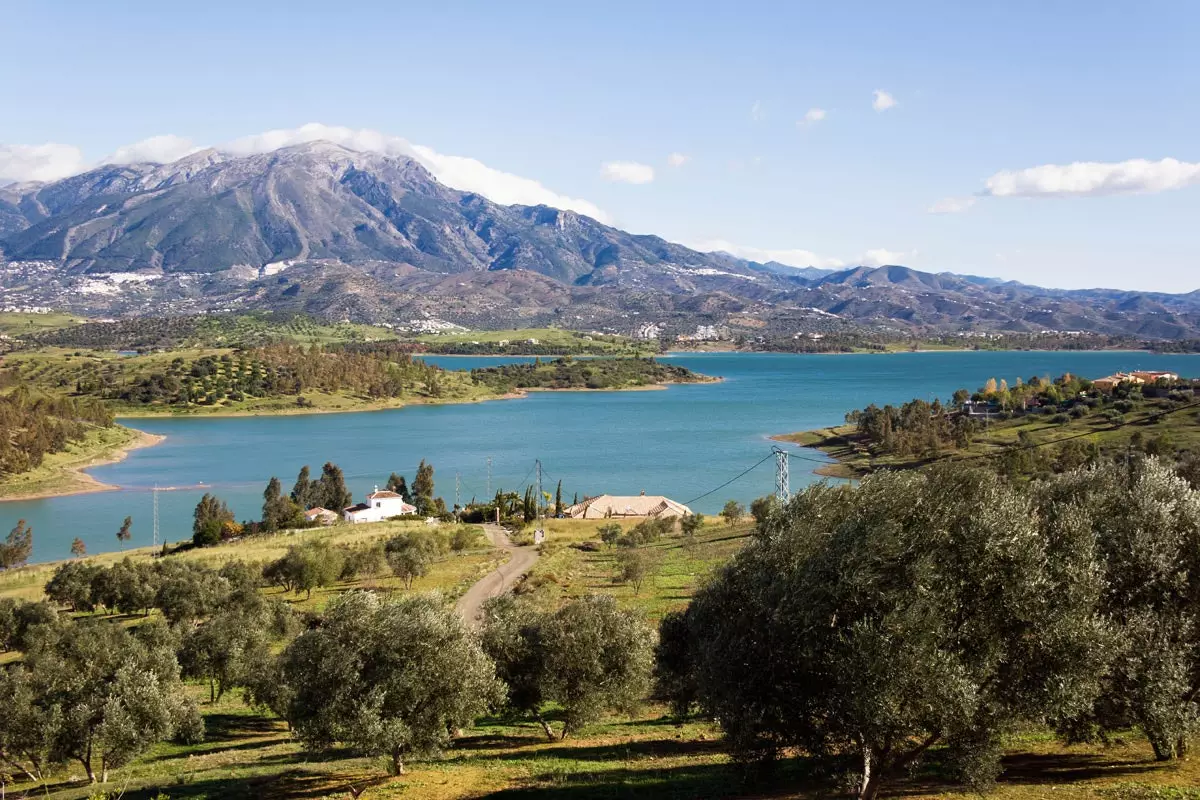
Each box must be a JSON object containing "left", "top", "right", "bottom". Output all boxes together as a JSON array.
[
  {"left": 455, "top": 471, "right": 461, "bottom": 510},
  {"left": 152, "top": 484, "right": 160, "bottom": 549},
  {"left": 774, "top": 447, "right": 790, "bottom": 504},
  {"left": 535, "top": 459, "right": 543, "bottom": 519},
  {"left": 486, "top": 456, "right": 492, "bottom": 497}
]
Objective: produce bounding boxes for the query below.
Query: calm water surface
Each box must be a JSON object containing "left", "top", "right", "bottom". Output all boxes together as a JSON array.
[{"left": 5, "top": 351, "right": 1196, "bottom": 562}]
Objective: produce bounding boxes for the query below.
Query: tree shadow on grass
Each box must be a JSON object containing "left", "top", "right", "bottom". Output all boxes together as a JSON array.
[
  {"left": 998, "top": 751, "right": 1163, "bottom": 785},
  {"left": 884, "top": 749, "right": 1165, "bottom": 797},
  {"left": 480, "top": 757, "right": 825, "bottom": 800},
  {"left": 203, "top": 712, "right": 286, "bottom": 743},
  {"left": 465, "top": 737, "right": 730, "bottom": 765},
  {"left": 120, "top": 768, "right": 392, "bottom": 800}
]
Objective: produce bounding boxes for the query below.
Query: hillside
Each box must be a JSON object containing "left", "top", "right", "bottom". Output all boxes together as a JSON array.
[{"left": 3, "top": 142, "right": 1200, "bottom": 337}]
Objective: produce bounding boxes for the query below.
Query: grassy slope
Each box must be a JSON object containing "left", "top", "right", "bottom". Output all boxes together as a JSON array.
[
  {"left": 6, "top": 518, "right": 1200, "bottom": 799},
  {"left": 1, "top": 347, "right": 500, "bottom": 417},
  {"left": 0, "top": 423, "right": 149, "bottom": 500},
  {"left": 777, "top": 398, "right": 1200, "bottom": 478},
  {"left": 0, "top": 311, "right": 84, "bottom": 336}
]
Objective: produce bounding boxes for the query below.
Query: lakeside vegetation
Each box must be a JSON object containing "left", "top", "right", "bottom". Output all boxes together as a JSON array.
[
  {"left": 413, "top": 327, "right": 656, "bottom": 356},
  {"left": 0, "top": 388, "right": 120, "bottom": 496},
  {"left": 779, "top": 372, "right": 1200, "bottom": 482},
  {"left": 470, "top": 355, "right": 713, "bottom": 392}
]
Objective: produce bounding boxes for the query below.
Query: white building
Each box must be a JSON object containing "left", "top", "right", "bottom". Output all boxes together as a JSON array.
[{"left": 343, "top": 489, "right": 417, "bottom": 524}]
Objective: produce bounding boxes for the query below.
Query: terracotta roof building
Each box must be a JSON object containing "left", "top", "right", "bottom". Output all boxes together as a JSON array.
[{"left": 564, "top": 492, "right": 692, "bottom": 520}]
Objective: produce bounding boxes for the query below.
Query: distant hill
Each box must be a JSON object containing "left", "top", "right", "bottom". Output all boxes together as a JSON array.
[{"left": 2, "top": 141, "right": 1199, "bottom": 338}]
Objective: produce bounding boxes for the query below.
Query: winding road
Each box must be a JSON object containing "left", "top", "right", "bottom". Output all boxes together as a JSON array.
[{"left": 455, "top": 523, "right": 540, "bottom": 628}]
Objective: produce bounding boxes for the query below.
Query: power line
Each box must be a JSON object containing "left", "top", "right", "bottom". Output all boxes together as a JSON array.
[{"left": 682, "top": 452, "right": 776, "bottom": 506}]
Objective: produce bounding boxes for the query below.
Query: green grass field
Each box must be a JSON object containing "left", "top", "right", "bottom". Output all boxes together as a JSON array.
[{"left": 0, "top": 311, "right": 84, "bottom": 337}]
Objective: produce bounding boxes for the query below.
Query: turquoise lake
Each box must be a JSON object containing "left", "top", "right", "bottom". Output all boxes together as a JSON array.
[{"left": 5, "top": 351, "right": 1197, "bottom": 563}]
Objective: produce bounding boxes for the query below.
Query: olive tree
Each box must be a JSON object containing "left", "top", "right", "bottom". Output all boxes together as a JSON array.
[
  {"left": 482, "top": 594, "right": 654, "bottom": 740},
  {"left": 181, "top": 607, "right": 275, "bottom": 703},
  {"left": 280, "top": 591, "right": 499, "bottom": 775},
  {"left": 0, "top": 666, "right": 54, "bottom": 784},
  {"left": 0, "top": 599, "right": 59, "bottom": 653},
  {"left": 22, "top": 619, "right": 202, "bottom": 783},
  {"left": 263, "top": 543, "right": 343, "bottom": 599},
  {"left": 153, "top": 561, "right": 231, "bottom": 624},
  {"left": 671, "top": 467, "right": 1107, "bottom": 800},
  {"left": 1035, "top": 458, "right": 1200, "bottom": 760},
  {"left": 44, "top": 560, "right": 102, "bottom": 612}
]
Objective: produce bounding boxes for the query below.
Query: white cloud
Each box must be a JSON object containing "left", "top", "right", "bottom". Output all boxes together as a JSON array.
[
  {"left": 798, "top": 108, "right": 827, "bottom": 127},
  {"left": 928, "top": 195, "right": 977, "bottom": 214},
  {"left": 105, "top": 134, "right": 202, "bottom": 165},
  {"left": 691, "top": 239, "right": 914, "bottom": 270},
  {"left": 600, "top": 160, "right": 655, "bottom": 185},
  {"left": 861, "top": 248, "right": 909, "bottom": 267},
  {"left": 1, "top": 122, "right": 610, "bottom": 223},
  {"left": 751, "top": 100, "right": 765, "bottom": 122},
  {"left": 692, "top": 239, "right": 847, "bottom": 269},
  {"left": 412, "top": 145, "right": 609, "bottom": 220},
  {"left": 667, "top": 152, "right": 689, "bottom": 168},
  {"left": 872, "top": 89, "right": 897, "bottom": 112},
  {"left": 983, "top": 157, "right": 1200, "bottom": 198},
  {"left": 0, "top": 143, "right": 87, "bottom": 183},
  {"left": 222, "top": 123, "right": 611, "bottom": 220}
]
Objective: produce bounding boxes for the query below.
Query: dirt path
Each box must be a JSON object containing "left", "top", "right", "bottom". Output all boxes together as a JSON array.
[{"left": 455, "top": 523, "right": 540, "bottom": 628}]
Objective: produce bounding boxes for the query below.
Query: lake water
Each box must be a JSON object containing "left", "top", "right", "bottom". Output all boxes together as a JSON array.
[{"left": 5, "top": 351, "right": 1197, "bottom": 563}]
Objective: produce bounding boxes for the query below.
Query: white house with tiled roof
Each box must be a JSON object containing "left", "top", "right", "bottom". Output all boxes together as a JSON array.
[{"left": 343, "top": 488, "right": 417, "bottom": 524}]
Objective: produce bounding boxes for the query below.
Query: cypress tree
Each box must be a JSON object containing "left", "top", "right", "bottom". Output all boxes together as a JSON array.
[
  {"left": 116, "top": 515, "right": 133, "bottom": 544},
  {"left": 291, "top": 465, "right": 313, "bottom": 509},
  {"left": 263, "top": 477, "right": 284, "bottom": 532},
  {"left": 318, "top": 462, "right": 352, "bottom": 512}
]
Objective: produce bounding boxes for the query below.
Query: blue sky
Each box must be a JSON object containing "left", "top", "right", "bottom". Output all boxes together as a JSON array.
[{"left": 2, "top": 1, "right": 1198, "bottom": 291}]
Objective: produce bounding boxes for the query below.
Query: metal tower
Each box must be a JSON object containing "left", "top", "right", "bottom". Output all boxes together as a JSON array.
[
  {"left": 535, "top": 459, "right": 543, "bottom": 518},
  {"left": 152, "top": 484, "right": 160, "bottom": 548},
  {"left": 773, "top": 447, "right": 790, "bottom": 504},
  {"left": 455, "top": 471, "right": 461, "bottom": 509},
  {"left": 486, "top": 456, "right": 492, "bottom": 497}
]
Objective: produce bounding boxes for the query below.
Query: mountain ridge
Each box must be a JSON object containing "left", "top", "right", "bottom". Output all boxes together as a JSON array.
[{"left": 2, "top": 141, "right": 1199, "bottom": 339}]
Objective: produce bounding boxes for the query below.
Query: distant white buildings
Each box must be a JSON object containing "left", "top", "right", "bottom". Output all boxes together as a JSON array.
[
  {"left": 632, "top": 323, "right": 663, "bottom": 340},
  {"left": 676, "top": 324, "right": 729, "bottom": 343},
  {"left": 343, "top": 488, "right": 417, "bottom": 523}
]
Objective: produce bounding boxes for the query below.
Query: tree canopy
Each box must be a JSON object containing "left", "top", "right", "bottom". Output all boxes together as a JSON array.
[{"left": 279, "top": 591, "right": 498, "bottom": 775}]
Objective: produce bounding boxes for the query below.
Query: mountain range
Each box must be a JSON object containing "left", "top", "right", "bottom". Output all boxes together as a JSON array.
[{"left": 2, "top": 141, "right": 1199, "bottom": 339}]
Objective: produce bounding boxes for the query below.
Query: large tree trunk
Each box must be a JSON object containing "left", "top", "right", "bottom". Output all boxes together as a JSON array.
[
  {"left": 534, "top": 712, "right": 556, "bottom": 741},
  {"left": 858, "top": 743, "right": 879, "bottom": 800},
  {"left": 0, "top": 752, "right": 38, "bottom": 785},
  {"left": 79, "top": 756, "right": 95, "bottom": 784},
  {"left": 391, "top": 748, "right": 406, "bottom": 776}
]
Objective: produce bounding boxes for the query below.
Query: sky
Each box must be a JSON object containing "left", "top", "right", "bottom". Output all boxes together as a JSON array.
[{"left": 2, "top": 0, "right": 1198, "bottom": 292}]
